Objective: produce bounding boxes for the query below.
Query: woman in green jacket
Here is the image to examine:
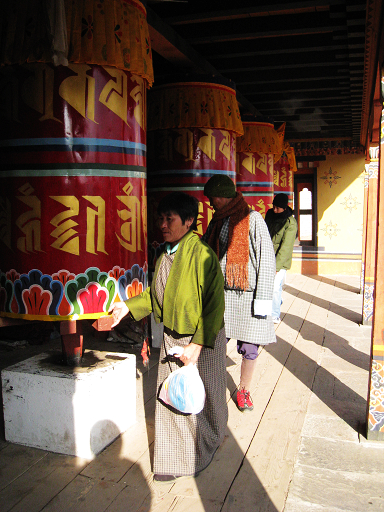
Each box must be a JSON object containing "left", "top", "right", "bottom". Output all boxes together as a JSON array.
[
  {"left": 265, "top": 193, "right": 298, "bottom": 323},
  {"left": 109, "top": 192, "right": 227, "bottom": 484}
]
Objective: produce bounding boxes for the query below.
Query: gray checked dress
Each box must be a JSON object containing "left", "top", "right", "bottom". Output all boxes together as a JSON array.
[
  {"left": 153, "top": 252, "right": 228, "bottom": 477},
  {"left": 203, "top": 210, "right": 276, "bottom": 346}
]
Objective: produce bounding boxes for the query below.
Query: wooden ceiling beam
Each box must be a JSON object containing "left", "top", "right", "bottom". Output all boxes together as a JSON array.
[
  {"left": 189, "top": 26, "right": 345, "bottom": 45},
  {"left": 235, "top": 76, "right": 352, "bottom": 86},
  {"left": 254, "top": 105, "right": 359, "bottom": 112},
  {"left": 208, "top": 43, "right": 365, "bottom": 60},
  {"left": 146, "top": 7, "right": 261, "bottom": 116},
  {"left": 253, "top": 97, "right": 356, "bottom": 105},
  {"left": 147, "top": 7, "right": 217, "bottom": 73},
  {"left": 163, "top": 1, "right": 336, "bottom": 25},
  {"left": 244, "top": 87, "right": 352, "bottom": 97},
  {"left": 219, "top": 60, "right": 353, "bottom": 74}
]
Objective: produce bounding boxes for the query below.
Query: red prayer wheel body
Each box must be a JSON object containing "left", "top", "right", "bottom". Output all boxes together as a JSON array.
[
  {"left": 147, "top": 77, "right": 242, "bottom": 267},
  {"left": 236, "top": 118, "right": 281, "bottom": 217},
  {"left": 0, "top": 63, "right": 148, "bottom": 321},
  {"left": 273, "top": 154, "right": 294, "bottom": 208},
  {"left": 147, "top": 127, "right": 236, "bottom": 257},
  {"left": 236, "top": 151, "right": 274, "bottom": 217}
]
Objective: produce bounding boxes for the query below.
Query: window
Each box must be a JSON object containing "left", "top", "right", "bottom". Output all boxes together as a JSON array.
[{"left": 294, "top": 172, "right": 317, "bottom": 246}]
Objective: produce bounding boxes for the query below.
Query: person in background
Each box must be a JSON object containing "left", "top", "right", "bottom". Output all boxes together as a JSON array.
[
  {"left": 264, "top": 193, "right": 298, "bottom": 324},
  {"left": 109, "top": 192, "right": 227, "bottom": 484},
  {"left": 202, "top": 175, "right": 276, "bottom": 413}
]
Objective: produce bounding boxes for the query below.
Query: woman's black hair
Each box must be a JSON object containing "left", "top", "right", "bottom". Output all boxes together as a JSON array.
[{"left": 157, "top": 192, "right": 199, "bottom": 231}]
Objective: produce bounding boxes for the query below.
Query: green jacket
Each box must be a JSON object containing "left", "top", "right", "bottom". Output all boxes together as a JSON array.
[
  {"left": 265, "top": 207, "right": 297, "bottom": 272},
  {"left": 125, "top": 231, "right": 225, "bottom": 348}
]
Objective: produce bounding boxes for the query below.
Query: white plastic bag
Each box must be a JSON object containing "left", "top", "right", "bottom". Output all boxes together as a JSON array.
[{"left": 159, "top": 363, "right": 206, "bottom": 414}]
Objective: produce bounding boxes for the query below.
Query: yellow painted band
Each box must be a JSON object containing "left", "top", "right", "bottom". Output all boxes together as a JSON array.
[{"left": 0, "top": 312, "right": 109, "bottom": 322}]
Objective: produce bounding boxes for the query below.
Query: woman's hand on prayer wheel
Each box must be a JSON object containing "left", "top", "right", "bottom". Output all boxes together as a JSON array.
[{"left": 108, "top": 302, "right": 129, "bottom": 328}]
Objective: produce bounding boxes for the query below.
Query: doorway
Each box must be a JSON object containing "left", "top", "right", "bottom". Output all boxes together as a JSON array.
[{"left": 294, "top": 171, "right": 317, "bottom": 246}]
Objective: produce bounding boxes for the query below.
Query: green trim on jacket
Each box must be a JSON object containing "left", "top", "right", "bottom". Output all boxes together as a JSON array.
[{"left": 125, "top": 231, "right": 225, "bottom": 348}]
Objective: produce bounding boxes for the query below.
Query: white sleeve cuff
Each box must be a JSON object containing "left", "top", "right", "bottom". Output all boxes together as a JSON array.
[{"left": 252, "top": 299, "right": 272, "bottom": 316}]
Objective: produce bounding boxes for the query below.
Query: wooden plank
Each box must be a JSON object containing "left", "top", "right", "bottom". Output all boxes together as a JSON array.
[
  {"left": 170, "top": 335, "right": 295, "bottom": 500},
  {"left": 0, "top": 444, "right": 48, "bottom": 492},
  {"left": 81, "top": 395, "right": 156, "bottom": 482},
  {"left": 165, "top": 496, "right": 222, "bottom": 512},
  {"left": 0, "top": 453, "right": 88, "bottom": 512},
  {"left": 0, "top": 276, "right": 370, "bottom": 512},
  {"left": 43, "top": 460, "right": 143, "bottom": 512},
  {"left": 282, "top": 279, "right": 313, "bottom": 324},
  {"left": 106, "top": 448, "right": 166, "bottom": 512},
  {"left": 109, "top": 489, "right": 178, "bottom": 512},
  {"left": 221, "top": 458, "right": 293, "bottom": 512},
  {"left": 151, "top": 276, "right": 317, "bottom": 502},
  {"left": 39, "top": 475, "right": 96, "bottom": 512},
  {"left": 220, "top": 277, "right": 327, "bottom": 511},
  {"left": 59, "top": 478, "right": 127, "bottom": 512},
  {"left": 281, "top": 273, "right": 307, "bottom": 306},
  {"left": 107, "top": 444, "right": 223, "bottom": 511},
  {"left": 169, "top": 276, "right": 317, "bottom": 502}
]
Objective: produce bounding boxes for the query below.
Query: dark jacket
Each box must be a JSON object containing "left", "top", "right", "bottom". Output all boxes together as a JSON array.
[{"left": 265, "top": 207, "right": 297, "bottom": 272}]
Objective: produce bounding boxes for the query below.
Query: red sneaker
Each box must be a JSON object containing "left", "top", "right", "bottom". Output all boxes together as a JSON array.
[{"left": 236, "top": 388, "right": 254, "bottom": 412}]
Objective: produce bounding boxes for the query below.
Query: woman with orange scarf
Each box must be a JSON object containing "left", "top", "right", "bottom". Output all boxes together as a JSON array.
[{"left": 202, "top": 175, "right": 276, "bottom": 412}]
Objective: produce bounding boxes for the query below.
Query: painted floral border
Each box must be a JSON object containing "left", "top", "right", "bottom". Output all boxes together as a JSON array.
[{"left": 0, "top": 262, "right": 148, "bottom": 320}]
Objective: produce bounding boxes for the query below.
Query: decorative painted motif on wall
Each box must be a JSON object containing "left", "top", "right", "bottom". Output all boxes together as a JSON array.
[
  {"left": 319, "top": 220, "right": 341, "bottom": 240},
  {"left": 292, "top": 140, "right": 364, "bottom": 156},
  {"left": 320, "top": 167, "right": 341, "bottom": 188},
  {"left": 341, "top": 193, "right": 361, "bottom": 213}
]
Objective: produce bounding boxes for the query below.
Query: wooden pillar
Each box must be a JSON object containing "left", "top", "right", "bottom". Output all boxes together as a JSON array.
[
  {"left": 360, "top": 167, "right": 369, "bottom": 294},
  {"left": 366, "top": 107, "right": 384, "bottom": 440},
  {"left": 362, "top": 146, "right": 379, "bottom": 324}
]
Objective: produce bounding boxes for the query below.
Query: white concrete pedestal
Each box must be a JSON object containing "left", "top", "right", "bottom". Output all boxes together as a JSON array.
[{"left": 1, "top": 350, "right": 136, "bottom": 459}]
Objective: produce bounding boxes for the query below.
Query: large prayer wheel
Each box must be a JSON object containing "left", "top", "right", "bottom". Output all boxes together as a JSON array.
[
  {"left": 147, "top": 76, "right": 243, "bottom": 266},
  {"left": 0, "top": 0, "right": 153, "bottom": 322},
  {"left": 236, "top": 118, "right": 281, "bottom": 217},
  {"left": 273, "top": 143, "right": 297, "bottom": 208}
]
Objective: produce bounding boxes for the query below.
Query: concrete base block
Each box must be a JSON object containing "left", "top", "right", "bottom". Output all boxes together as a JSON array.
[{"left": 1, "top": 350, "right": 136, "bottom": 459}]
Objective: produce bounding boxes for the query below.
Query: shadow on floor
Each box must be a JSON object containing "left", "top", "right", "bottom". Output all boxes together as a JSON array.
[
  {"left": 283, "top": 284, "right": 363, "bottom": 326},
  {"left": 266, "top": 334, "right": 367, "bottom": 434}
]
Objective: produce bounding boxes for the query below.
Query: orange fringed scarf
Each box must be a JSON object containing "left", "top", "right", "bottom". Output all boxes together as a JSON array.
[{"left": 206, "top": 192, "right": 250, "bottom": 290}]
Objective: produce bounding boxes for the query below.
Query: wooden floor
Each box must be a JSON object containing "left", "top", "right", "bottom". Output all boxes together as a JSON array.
[{"left": 0, "top": 275, "right": 374, "bottom": 512}]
